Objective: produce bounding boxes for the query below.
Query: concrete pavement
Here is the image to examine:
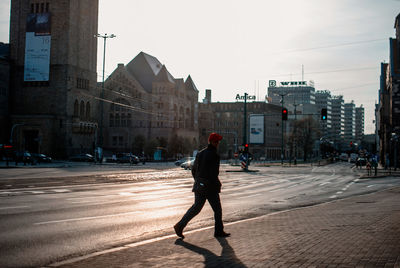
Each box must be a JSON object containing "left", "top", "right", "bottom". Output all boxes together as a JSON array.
[{"left": 45, "top": 186, "right": 400, "bottom": 268}]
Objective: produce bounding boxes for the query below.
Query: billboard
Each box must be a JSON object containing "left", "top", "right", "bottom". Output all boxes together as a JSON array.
[
  {"left": 249, "top": 114, "right": 264, "bottom": 144},
  {"left": 24, "top": 13, "right": 51, "bottom": 82}
]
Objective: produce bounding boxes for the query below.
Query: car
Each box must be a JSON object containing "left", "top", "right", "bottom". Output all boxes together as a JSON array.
[
  {"left": 14, "top": 151, "right": 34, "bottom": 164},
  {"left": 116, "top": 153, "right": 139, "bottom": 164},
  {"left": 350, "top": 153, "right": 358, "bottom": 163},
  {"left": 175, "top": 157, "right": 195, "bottom": 166},
  {"left": 69, "top": 153, "right": 94, "bottom": 162},
  {"left": 31, "top": 153, "right": 52, "bottom": 163},
  {"left": 181, "top": 159, "right": 195, "bottom": 170},
  {"left": 339, "top": 153, "right": 348, "bottom": 161},
  {"left": 356, "top": 157, "right": 367, "bottom": 166}
]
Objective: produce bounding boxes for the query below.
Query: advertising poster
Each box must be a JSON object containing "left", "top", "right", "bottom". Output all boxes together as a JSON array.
[
  {"left": 249, "top": 114, "right": 264, "bottom": 144},
  {"left": 24, "top": 13, "right": 51, "bottom": 82}
]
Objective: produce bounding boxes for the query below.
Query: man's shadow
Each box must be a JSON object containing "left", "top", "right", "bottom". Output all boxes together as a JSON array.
[{"left": 175, "top": 237, "right": 247, "bottom": 268}]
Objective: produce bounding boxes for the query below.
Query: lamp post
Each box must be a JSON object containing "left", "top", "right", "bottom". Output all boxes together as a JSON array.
[{"left": 95, "top": 33, "right": 116, "bottom": 150}]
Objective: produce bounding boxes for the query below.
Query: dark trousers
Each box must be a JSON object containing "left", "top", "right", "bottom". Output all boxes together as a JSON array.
[{"left": 178, "top": 192, "right": 224, "bottom": 234}]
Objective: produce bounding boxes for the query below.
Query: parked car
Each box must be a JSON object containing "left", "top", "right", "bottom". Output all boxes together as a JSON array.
[
  {"left": 116, "top": 153, "right": 139, "bottom": 164},
  {"left": 14, "top": 151, "right": 34, "bottom": 164},
  {"left": 356, "top": 157, "right": 367, "bottom": 167},
  {"left": 350, "top": 153, "right": 358, "bottom": 163},
  {"left": 31, "top": 153, "right": 52, "bottom": 163},
  {"left": 339, "top": 153, "right": 348, "bottom": 161},
  {"left": 175, "top": 157, "right": 195, "bottom": 166},
  {"left": 69, "top": 153, "right": 94, "bottom": 162},
  {"left": 181, "top": 159, "right": 195, "bottom": 170}
]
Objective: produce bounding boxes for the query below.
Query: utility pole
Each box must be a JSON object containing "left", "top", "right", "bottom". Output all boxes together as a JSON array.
[
  {"left": 280, "top": 93, "right": 287, "bottom": 165},
  {"left": 243, "top": 93, "right": 248, "bottom": 171},
  {"left": 95, "top": 33, "right": 116, "bottom": 153},
  {"left": 293, "top": 102, "right": 299, "bottom": 165}
]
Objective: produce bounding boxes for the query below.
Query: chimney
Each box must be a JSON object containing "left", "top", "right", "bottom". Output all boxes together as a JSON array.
[{"left": 203, "top": 89, "right": 211, "bottom": 104}]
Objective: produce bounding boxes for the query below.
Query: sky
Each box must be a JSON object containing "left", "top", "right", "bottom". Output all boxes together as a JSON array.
[{"left": 1, "top": 0, "right": 399, "bottom": 134}]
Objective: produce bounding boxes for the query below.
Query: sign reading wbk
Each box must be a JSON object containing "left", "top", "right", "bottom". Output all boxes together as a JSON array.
[
  {"left": 235, "top": 94, "right": 256, "bottom": 101},
  {"left": 269, "top": 80, "right": 307, "bottom": 87}
]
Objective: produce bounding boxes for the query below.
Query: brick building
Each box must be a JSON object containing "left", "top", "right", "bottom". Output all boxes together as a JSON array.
[
  {"left": 198, "top": 91, "right": 282, "bottom": 160},
  {"left": 102, "top": 52, "right": 199, "bottom": 155},
  {"left": 9, "top": 0, "right": 99, "bottom": 157}
]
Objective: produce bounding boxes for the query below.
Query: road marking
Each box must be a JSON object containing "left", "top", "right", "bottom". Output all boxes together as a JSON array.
[
  {"left": 0, "top": 191, "right": 14, "bottom": 195},
  {"left": 329, "top": 195, "right": 337, "bottom": 199},
  {"left": 0, "top": 205, "right": 29, "bottom": 210},
  {"left": 34, "top": 211, "right": 143, "bottom": 225},
  {"left": 367, "top": 185, "right": 376, "bottom": 188},
  {"left": 27, "top": 191, "right": 45, "bottom": 194},
  {"left": 52, "top": 189, "right": 70, "bottom": 193}
]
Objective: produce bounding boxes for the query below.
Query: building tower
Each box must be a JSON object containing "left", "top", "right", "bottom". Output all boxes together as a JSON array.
[
  {"left": 355, "top": 105, "right": 364, "bottom": 143},
  {"left": 9, "top": 0, "right": 99, "bottom": 157},
  {"left": 331, "top": 95, "right": 345, "bottom": 150},
  {"left": 344, "top": 101, "right": 356, "bottom": 146}
]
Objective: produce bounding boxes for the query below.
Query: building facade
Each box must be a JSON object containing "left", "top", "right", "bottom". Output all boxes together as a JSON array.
[
  {"left": 330, "top": 95, "right": 345, "bottom": 149},
  {"left": 268, "top": 80, "right": 316, "bottom": 105},
  {"left": 102, "top": 52, "right": 199, "bottom": 155},
  {"left": 0, "top": 43, "right": 9, "bottom": 144},
  {"left": 378, "top": 13, "right": 400, "bottom": 168},
  {"left": 198, "top": 91, "right": 282, "bottom": 160},
  {"left": 344, "top": 102, "right": 356, "bottom": 144},
  {"left": 9, "top": 0, "right": 99, "bottom": 157},
  {"left": 355, "top": 105, "right": 365, "bottom": 143},
  {"left": 315, "top": 90, "right": 332, "bottom": 140}
]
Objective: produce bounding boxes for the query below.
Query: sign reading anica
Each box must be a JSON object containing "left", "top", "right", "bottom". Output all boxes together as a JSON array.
[{"left": 236, "top": 94, "right": 256, "bottom": 101}]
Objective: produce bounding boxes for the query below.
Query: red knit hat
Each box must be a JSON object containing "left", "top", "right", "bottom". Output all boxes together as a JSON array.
[{"left": 208, "top": 132, "right": 223, "bottom": 143}]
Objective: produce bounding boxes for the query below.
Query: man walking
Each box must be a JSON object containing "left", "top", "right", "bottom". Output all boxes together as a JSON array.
[{"left": 174, "top": 133, "right": 230, "bottom": 239}]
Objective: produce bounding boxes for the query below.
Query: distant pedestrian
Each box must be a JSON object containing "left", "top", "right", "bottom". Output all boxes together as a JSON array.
[
  {"left": 174, "top": 133, "right": 230, "bottom": 239},
  {"left": 366, "top": 161, "right": 371, "bottom": 176}
]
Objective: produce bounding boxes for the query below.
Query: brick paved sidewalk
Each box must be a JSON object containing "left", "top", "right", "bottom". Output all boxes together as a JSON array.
[{"left": 48, "top": 187, "right": 400, "bottom": 268}]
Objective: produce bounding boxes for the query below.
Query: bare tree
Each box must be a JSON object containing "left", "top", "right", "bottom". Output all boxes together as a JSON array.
[{"left": 291, "top": 117, "right": 320, "bottom": 162}]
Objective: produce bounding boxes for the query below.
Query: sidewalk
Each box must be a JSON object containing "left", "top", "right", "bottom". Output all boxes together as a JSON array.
[{"left": 47, "top": 187, "right": 400, "bottom": 268}]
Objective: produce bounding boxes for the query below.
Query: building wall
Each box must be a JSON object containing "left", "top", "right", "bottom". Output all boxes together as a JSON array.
[
  {"left": 198, "top": 100, "right": 282, "bottom": 160},
  {"left": 355, "top": 106, "right": 364, "bottom": 142},
  {"left": 9, "top": 0, "right": 99, "bottom": 157},
  {"left": 331, "top": 96, "right": 345, "bottom": 147},
  {"left": 344, "top": 102, "right": 356, "bottom": 144},
  {"left": 102, "top": 56, "right": 199, "bottom": 156}
]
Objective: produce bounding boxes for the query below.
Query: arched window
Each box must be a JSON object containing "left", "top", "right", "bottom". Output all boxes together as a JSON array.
[
  {"left": 86, "top": 102, "right": 90, "bottom": 119},
  {"left": 80, "top": 100, "right": 85, "bottom": 118},
  {"left": 74, "top": 100, "right": 79, "bottom": 116}
]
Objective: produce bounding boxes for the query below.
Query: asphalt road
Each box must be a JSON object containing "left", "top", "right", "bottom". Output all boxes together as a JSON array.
[{"left": 0, "top": 162, "right": 398, "bottom": 267}]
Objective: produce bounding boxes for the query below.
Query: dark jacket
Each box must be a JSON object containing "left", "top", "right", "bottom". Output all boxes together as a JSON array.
[{"left": 191, "top": 144, "right": 221, "bottom": 193}]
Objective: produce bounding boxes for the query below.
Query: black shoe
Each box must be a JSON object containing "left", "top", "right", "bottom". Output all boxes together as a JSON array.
[
  {"left": 214, "top": 231, "right": 230, "bottom": 238},
  {"left": 174, "top": 223, "right": 185, "bottom": 239}
]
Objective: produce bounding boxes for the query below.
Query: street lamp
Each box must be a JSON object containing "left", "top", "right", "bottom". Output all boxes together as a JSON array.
[{"left": 95, "top": 33, "right": 116, "bottom": 149}]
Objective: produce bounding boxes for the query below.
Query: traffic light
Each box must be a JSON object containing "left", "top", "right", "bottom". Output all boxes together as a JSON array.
[
  {"left": 282, "top": 108, "right": 288, "bottom": 120},
  {"left": 321, "top": 108, "right": 327, "bottom": 120},
  {"left": 244, "top": 143, "right": 249, "bottom": 153}
]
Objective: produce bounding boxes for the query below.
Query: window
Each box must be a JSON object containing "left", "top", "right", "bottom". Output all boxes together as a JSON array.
[
  {"left": 80, "top": 101, "right": 85, "bottom": 118},
  {"left": 86, "top": 102, "right": 90, "bottom": 119},
  {"left": 109, "top": 98, "right": 131, "bottom": 128},
  {"left": 31, "top": 2, "right": 49, "bottom": 13},
  {"left": 74, "top": 100, "right": 79, "bottom": 116}
]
